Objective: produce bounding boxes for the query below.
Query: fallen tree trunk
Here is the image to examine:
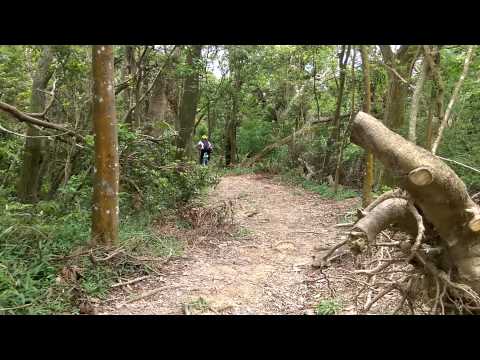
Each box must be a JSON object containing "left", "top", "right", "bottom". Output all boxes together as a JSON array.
[{"left": 350, "top": 111, "right": 480, "bottom": 294}]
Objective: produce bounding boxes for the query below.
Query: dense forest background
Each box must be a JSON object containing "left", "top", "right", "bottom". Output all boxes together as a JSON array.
[{"left": 1, "top": 45, "right": 479, "bottom": 314}]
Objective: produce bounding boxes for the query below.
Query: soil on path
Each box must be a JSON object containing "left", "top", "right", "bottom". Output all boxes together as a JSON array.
[{"left": 99, "top": 174, "right": 359, "bottom": 315}]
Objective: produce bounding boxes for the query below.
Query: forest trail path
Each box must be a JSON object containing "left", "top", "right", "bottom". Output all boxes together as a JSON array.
[{"left": 100, "top": 174, "right": 358, "bottom": 315}]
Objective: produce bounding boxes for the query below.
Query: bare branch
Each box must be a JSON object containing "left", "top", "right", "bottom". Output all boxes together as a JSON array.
[
  {"left": 122, "top": 45, "right": 178, "bottom": 123},
  {"left": 436, "top": 156, "right": 480, "bottom": 174},
  {"left": 0, "top": 101, "right": 84, "bottom": 141}
]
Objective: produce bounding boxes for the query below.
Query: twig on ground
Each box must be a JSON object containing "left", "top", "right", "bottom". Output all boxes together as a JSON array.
[
  {"left": 407, "top": 201, "right": 425, "bottom": 262},
  {"left": 335, "top": 223, "right": 354, "bottom": 228},
  {"left": 111, "top": 275, "right": 151, "bottom": 288},
  {"left": 0, "top": 303, "right": 32, "bottom": 311},
  {"left": 313, "top": 237, "right": 350, "bottom": 268},
  {"left": 120, "top": 285, "right": 181, "bottom": 306}
]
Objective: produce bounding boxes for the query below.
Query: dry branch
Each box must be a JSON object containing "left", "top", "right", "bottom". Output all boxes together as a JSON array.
[
  {"left": 0, "top": 101, "right": 84, "bottom": 141},
  {"left": 111, "top": 275, "right": 151, "bottom": 288}
]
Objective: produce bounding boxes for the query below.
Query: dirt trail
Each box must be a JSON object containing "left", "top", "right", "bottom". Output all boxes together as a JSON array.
[{"left": 100, "top": 174, "right": 359, "bottom": 315}]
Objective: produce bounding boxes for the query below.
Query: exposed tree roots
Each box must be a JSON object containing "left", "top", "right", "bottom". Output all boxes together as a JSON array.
[
  {"left": 315, "top": 188, "right": 480, "bottom": 314},
  {"left": 313, "top": 112, "right": 480, "bottom": 315}
]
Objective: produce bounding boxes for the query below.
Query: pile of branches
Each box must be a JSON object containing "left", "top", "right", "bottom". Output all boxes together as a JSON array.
[{"left": 180, "top": 199, "right": 235, "bottom": 232}]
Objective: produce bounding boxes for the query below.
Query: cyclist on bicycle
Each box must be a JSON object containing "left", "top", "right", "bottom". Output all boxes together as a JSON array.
[{"left": 197, "top": 135, "right": 213, "bottom": 165}]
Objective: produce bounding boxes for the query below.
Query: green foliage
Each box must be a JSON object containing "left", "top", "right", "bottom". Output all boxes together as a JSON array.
[
  {"left": 315, "top": 299, "right": 343, "bottom": 315},
  {"left": 0, "top": 197, "right": 185, "bottom": 314},
  {"left": 0, "top": 124, "right": 218, "bottom": 314},
  {"left": 0, "top": 45, "right": 31, "bottom": 105},
  {"left": 0, "top": 198, "right": 90, "bottom": 314},
  {"left": 237, "top": 118, "right": 273, "bottom": 160},
  {"left": 279, "top": 171, "right": 358, "bottom": 200},
  {"left": 116, "top": 124, "right": 220, "bottom": 213},
  {"left": 235, "top": 226, "right": 252, "bottom": 239},
  {"left": 217, "top": 166, "right": 256, "bottom": 177},
  {"left": 185, "top": 296, "right": 210, "bottom": 313}
]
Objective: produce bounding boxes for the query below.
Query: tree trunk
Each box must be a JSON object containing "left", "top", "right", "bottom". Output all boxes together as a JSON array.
[
  {"left": 224, "top": 46, "right": 245, "bottom": 166},
  {"left": 176, "top": 45, "right": 202, "bottom": 159},
  {"left": 360, "top": 45, "right": 374, "bottom": 207},
  {"left": 17, "top": 45, "right": 54, "bottom": 203},
  {"left": 351, "top": 111, "right": 480, "bottom": 294},
  {"left": 378, "top": 46, "right": 420, "bottom": 187},
  {"left": 207, "top": 101, "right": 212, "bottom": 139},
  {"left": 425, "top": 84, "right": 437, "bottom": 151},
  {"left": 123, "top": 45, "right": 136, "bottom": 125},
  {"left": 408, "top": 56, "right": 428, "bottom": 144},
  {"left": 424, "top": 45, "right": 444, "bottom": 150},
  {"left": 334, "top": 47, "right": 356, "bottom": 193},
  {"left": 225, "top": 85, "right": 239, "bottom": 166},
  {"left": 380, "top": 45, "right": 420, "bottom": 130},
  {"left": 91, "top": 45, "right": 119, "bottom": 246},
  {"left": 225, "top": 114, "right": 237, "bottom": 166},
  {"left": 147, "top": 75, "right": 168, "bottom": 131},
  {"left": 322, "top": 45, "right": 350, "bottom": 176}
]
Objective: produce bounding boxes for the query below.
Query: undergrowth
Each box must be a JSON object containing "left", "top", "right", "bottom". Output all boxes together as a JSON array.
[
  {"left": 315, "top": 299, "right": 343, "bottom": 315},
  {"left": 278, "top": 171, "right": 358, "bottom": 200},
  {"left": 0, "top": 157, "right": 218, "bottom": 314},
  {"left": 0, "top": 203, "right": 184, "bottom": 314}
]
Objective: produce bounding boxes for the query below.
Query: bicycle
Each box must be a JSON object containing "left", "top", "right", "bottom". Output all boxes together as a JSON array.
[{"left": 202, "top": 152, "right": 209, "bottom": 166}]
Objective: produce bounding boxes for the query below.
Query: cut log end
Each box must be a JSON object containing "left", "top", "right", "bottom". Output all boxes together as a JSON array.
[
  {"left": 408, "top": 167, "right": 433, "bottom": 186},
  {"left": 469, "top": 217, "right": 480, "bottom": 232}
]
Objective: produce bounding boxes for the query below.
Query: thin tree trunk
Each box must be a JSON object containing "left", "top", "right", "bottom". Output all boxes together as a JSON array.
[
  {"left": 360, "top": 45, "right": 374, "bottom": 207},
  {"left": 91, "top": 45, "right": 119, "bottom": 246},
  {"left": 408, "top": 56, "right": 428, "bottom": 144},
  {"left": 225, "top": 46, "right": 244, "bottom": 166},
  {"left": 423, "top": 45, "right": 444, "bottom": 151},
  {"left": 17, "top": 45, "right": 54, "bottom": 203},
  {"left": 334, "top": 48, "right": 356, "bottom": 193},
  {"left": 207, "top": 101, "right": 212, "bottom": 139},
  {"left": 323, "top": 45, "right": 350, "bottom": 176},
  {"left": 123, "top": 46, "right": 136, "bottom": 125},
  {"left": 431, "top": 45, "right": 474, "bottom": 155},
  {"left": 425, "top": 84, "right": 436, "bottom": 150}
]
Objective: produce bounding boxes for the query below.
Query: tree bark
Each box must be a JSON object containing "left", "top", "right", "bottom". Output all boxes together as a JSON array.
[
  {"left": 380, "top": 45, "right": 420, "bottom": 130},
  {"left": 408, "top": 55, "right": 428, "bottom": 144},
  {"left": 360, "top": 45, "right": 374, "bottom": 207},
  {"left": 146, "top": 75, "right": 168, "bottom": 133},
  {"left": 142, "top": 46, "right": 181, "bottom": 132},
  {"left": 123, "top": 46, "right": 136, "bottom": 125},
  {"left": 424, "top": 45, "right": 444, "bottom": 150},
  {"left": 322, "top": 45, "right": 350, "bottom": 176},
  {"left": 224, "top": 46, "right": 245, "bottom": 166},
  {"left": 176, "top": 45, "right": 202, "bottom": 159},
  {"left": 334, "top": 47, "right": 356, "bottom": 193},
  {"left": 91, "top": 45, "right": 119, "bottom": 246},
  {"left": 17, "top": 45, "right": 54, "bottom": 203},
  {"left": 378, "top": 45, "right": 420, "bottom": 186},
  {"left": 351, "top": 111, "right": 480, "bottom": 293}
]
